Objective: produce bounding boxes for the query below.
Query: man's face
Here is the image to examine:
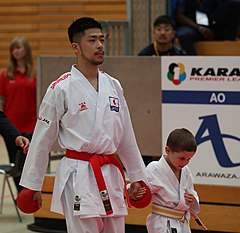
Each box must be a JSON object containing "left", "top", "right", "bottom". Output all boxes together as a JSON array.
[
  {"left": 73, "top": 28, "right": 105, "bottom": 65},
  {"left": 154, "top": 24, "right": 175, "bottom": 45}
]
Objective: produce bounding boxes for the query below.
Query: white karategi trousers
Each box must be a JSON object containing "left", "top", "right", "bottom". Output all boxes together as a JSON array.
[{"left": 62, "top": 172, "right": 125, "bottom": 233}]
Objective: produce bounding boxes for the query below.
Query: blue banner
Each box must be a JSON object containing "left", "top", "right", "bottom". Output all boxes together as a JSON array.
[{"left": 162, "top": 90, "right": 240, "bottom": 105}]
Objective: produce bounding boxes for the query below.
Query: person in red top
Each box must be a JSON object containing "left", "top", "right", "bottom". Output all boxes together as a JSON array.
[{"left": 0, "top": 36, "right": 37, "bottom": 192}]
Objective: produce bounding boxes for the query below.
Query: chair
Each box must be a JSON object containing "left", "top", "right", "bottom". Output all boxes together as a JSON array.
[{"left": 0, "top": 150, "right": 26, "bottom": 222}]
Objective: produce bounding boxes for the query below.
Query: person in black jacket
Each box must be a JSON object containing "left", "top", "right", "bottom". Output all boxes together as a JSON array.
[
  {"left": 0, "top": 111, "right": 29, "bottom": 154},
  {"left": 138, "top": 15, "right": 186, "bottom": 56}
]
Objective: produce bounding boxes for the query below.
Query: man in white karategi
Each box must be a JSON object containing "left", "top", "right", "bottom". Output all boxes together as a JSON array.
[
  {"left": 19, "top": 17, "right": 147, "bottom": 233},
  {"left": 146, "top": 128, "right": 206, "bottom": 233}
]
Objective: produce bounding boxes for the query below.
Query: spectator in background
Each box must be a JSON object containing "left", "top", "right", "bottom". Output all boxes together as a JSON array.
[
  {"left": 174, "top": 0, "right": 215, "bottom": 55},
  {"left": 202, "top": 0, "right": 240, "bottom": 41},
  {"left": 0, "top": 36, "right": 37, "bottom": 193},
  {"left": 0, "top": 111, "right": 30, "bottom": 154},
  {"left": 138, "top": 15, "right": 186, "bottom": 56},
  {"left": 237, "top": 24, "right": 240, "bottom": 40},
  {"left": 174, "top": 0, "right": 240, "bottom": 55}
]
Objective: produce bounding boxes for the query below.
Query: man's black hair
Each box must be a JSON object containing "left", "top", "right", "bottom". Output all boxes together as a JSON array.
[
  {"left": 153, "top": 15, "right": 176, "bottom": 29},
  {"left": 68, "top": 17, "right": 102, "bottom": 43}
]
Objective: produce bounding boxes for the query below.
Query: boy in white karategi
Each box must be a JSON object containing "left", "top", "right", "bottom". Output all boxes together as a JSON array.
[
  {"left": 146, "top": 128, "right": 206, "bottom": 233},
  {"left": 19, "top": 17, "right": 147, "bottom": 233}
]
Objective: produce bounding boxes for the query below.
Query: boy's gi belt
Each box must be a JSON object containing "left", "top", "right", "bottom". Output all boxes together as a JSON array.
[
  {"left": 152, "top": 204, "right": 187, "bottom": 221},
  {"left": 66, "top": 149, "right": 130, "bottom": 215},
  {"left": 152, "top": 204, "right": 208, "bottom": 231}
]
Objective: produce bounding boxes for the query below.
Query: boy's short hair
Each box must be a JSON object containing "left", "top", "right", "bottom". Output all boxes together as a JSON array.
[
  {"left": 166, "top": 128, "right": 197, "bottom": 152},
  {"left": 153, "top": 15, "right": 176, "bottom": 29},
  {"left": 68, "top": 17, "right": 102, "bottom": 43}
]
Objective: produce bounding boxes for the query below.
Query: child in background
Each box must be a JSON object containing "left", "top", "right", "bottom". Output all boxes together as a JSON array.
[{"left": 146, "top": 128, "right": 207, "bottom": 233}]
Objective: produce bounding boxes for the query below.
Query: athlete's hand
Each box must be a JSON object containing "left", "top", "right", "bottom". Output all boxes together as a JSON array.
[
  {"left": 15, "top": 136, "right": 30, "bottom": 154},
  {"left": 33, "top": 191, "right": 43, "bottom": 209},
  {"left": 184, "top": 191, "right": 194, "bottom": 205},
  {"left": 128, "top": 181, "right": 146, "bottom": 201}
]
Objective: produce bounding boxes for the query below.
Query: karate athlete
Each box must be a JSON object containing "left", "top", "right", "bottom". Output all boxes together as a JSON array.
[
  {"left": 0, "top": 111, "right": 30, "bottom": 154},
  {"left": 19, "top": 17, "right": 147, "bottom": 233},
  {"left": 146, "top": 128, "right": 207, "bottom": 233}
]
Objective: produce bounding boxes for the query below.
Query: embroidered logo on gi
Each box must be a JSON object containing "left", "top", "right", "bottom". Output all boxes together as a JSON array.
[
  {"left": 38, "top": 116, "right": 50, "bottom": 125},
  {"left": 79, "top": 102, "right": 88, "bottom": 111},
  {"left": 109, "top": 97, "right": 119, "bottom": 112},
  {"left": 74, "top": 195, "right": 81, "bottom": 202},
  {"left": 100, "top": 190, "right": 112, "bottom": 211},
  {"left": 50, "top": 73, "right": 71, "bottom": 89},
  {"left": 74, "top": 195, "right": 81, "bottom": 211}
]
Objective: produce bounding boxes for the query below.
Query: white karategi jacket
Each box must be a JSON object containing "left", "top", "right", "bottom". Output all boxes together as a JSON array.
[
  {"left": 20, "top": 65, "right": 146, "bottom": 218},
  {"left": 146, "top": 155, "right": 200, "bottom": 233}
]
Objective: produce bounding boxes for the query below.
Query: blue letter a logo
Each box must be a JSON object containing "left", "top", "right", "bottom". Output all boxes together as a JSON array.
[{"left": 195, "top": 114, "right": 240, "bottom": 168}]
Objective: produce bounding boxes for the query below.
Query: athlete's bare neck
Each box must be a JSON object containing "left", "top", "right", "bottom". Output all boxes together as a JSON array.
[
  {"left": 164, "top": 154, "right": 181, "bottom": 182},
  {"left": 76, "top": 63, "right": 99, "bottom": 91}
]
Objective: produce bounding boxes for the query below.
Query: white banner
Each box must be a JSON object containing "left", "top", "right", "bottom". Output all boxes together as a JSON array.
[{"left": 161, "top": 56, "right": 240, "bottom": 187}]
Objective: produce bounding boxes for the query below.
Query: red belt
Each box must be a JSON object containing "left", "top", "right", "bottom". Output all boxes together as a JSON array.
[{"left": 66, "top": 149, "right": 130, "bottom": 215}]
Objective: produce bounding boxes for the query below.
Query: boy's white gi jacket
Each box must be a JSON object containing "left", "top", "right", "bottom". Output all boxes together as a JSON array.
[
  {"left": 146, "top": 155, "right": 200, "bottom": 233},
  {"left": 20, "top": 65, "right": 146, "bottom": 218}
]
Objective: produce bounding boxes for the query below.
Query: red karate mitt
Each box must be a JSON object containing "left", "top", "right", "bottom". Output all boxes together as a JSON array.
[
  {"left": 16, "top": 188, "right": 40, "bottom": 214},
  {"left": 129, "top": 181, "right": 152, "bottom": 208}
]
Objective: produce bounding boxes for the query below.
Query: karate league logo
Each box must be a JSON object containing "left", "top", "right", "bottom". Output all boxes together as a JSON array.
[
  {"left": 195, "top": 114, "right": 240, "bottom": 168},
  {"left": 74, "top": 195, "right": 81, "bottom": 211},
  {"left": 167, "top": 63, "right": 186, "bottom": 85}
]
